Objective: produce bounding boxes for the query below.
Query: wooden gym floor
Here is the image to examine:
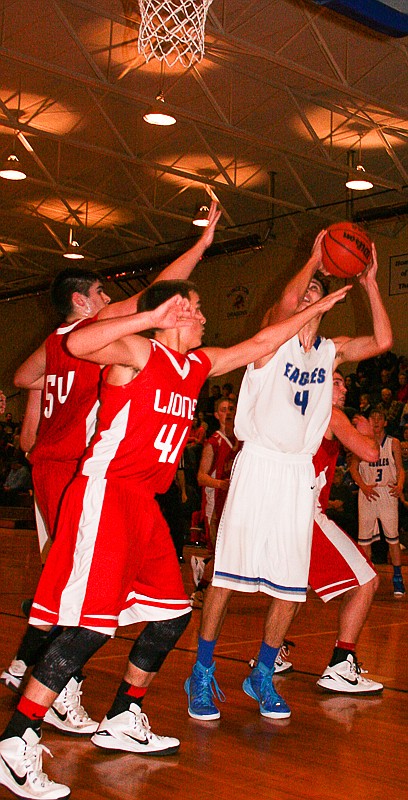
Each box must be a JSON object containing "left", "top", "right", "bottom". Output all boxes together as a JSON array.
[{"left": 0, "top": 527, "right": 407, "bottom": 800}]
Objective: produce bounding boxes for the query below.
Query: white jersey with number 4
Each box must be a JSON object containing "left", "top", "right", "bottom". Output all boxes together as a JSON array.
[{"left": 234, "top": 334, "right": 336, "bottom": 455}]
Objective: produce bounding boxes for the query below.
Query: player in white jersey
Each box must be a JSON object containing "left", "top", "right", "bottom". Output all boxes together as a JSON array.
[
  {"left": 185, "top": 236, "right": 393, "bottom": 723},
  {"left": 350, "top": 408, "right": 405, "bottom": 597},
  {"left": 0, "top": 277, "right": 349, "bottom": 800}
]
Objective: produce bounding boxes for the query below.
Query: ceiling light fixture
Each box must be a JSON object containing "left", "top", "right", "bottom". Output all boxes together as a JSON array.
[
  {"left": 192, "top": 204, "right": 210, "bottom": 227},
  {"left": 143, "top": 91, "right": 176, "bottom": 126},
  {"left": 143, "top": 62, "right": 176, "bottom": 126},
  {"left": 0, "top": 152, "right": 27, "bottom": 181},
  {"left": 345, "top": 139, "right": 373, "bottom": 191},
  {"left": 63, "top": 227, "right": 84, "bottom": 259}
]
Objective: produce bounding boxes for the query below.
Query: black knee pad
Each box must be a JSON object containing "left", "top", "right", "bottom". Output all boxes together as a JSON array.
[
  {"left": 129, "top": 612, "right": 191, "bottom": 673},
  {"left": 32, "top": 627, "right": 109, "bottom": 694}
]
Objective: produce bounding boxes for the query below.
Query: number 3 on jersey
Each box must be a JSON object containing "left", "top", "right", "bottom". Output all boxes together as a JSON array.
[
  {"left": 294, "top": 389, "right": 309, "bottom": 416},
  {"left": 154, "top": 424, "right": 189, "bottom": 463}
]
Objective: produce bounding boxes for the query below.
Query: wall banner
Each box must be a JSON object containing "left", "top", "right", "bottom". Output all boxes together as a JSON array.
[{"left": 389, "top": 253, "right": 408, "bottom": 296}]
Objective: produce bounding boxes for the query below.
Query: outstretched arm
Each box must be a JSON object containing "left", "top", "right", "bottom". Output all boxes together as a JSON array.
[
  {"left": 334, "top": 244, "right": 393, "bottom": 367},
  {"left": 98, "top": 202, "right": 221, "bottom": 320},
  {"left": 206, "top": 283, "right": 351, "bottom": 377},
  {"left": 67, "top": 294, "right": 192, "bottom": 369},
  {"left": 329, "top": 408, "right": 379, "bottom": 462},
  {"left": 262, "top": 230, "right": 326, "bottom": 326}
]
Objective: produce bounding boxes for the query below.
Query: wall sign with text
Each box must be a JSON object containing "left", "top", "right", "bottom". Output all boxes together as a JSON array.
[{"left": 389, "top": 253, "right": 408, "bottom": 296}]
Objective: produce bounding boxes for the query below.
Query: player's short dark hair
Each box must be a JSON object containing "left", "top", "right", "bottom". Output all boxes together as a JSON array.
[
  {"left": 215, "top": 397, "right": 236, "bottom": 412},
  {"left": 138, "top": 279, "right": 198, "bottom": 314},
  {"left": 313, "top": 270, "right": 330, "bottom": 297},
  {"left": 51, "top": 268, "right": 103, "bottom": 317},
  {"left": 369, "top": 407, "right": 386, "bottom": 420}
]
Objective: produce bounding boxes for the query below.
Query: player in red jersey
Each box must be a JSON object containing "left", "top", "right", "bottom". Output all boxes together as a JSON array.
[
  {"left": 309, "top": 371, "right": 383, "bottom": 693},
  {"left": 0, "top": 277, "right": 350, "bottom": 800},
  {"left": 248, "top": 371, "right": 384, "bottom": 694},
  {"left": 191, "top": 398, "right": 240, "bottom": 606},
  {"left": 0, "top": 204, "right": 221, "bottom": 734}
]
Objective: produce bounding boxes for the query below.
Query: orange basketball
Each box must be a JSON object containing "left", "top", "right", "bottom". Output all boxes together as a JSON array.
[{"left": 321, "top": 222, "right": 372, "bottom": 278}]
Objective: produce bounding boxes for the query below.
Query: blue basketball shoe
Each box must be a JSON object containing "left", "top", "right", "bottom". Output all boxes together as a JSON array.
[
  {"left": 242, "top": 661, "right": 291, "bottom": 718},
  {"left": 393, "top": 574, "right": 406, "bottom": 597},
  {"left": 184, "top": 661, "right": 225, "bottom": 720}
]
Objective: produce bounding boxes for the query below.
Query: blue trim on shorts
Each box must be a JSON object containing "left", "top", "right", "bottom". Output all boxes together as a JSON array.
[{"left": 213, "top": 570, "right": 307, "bottom": 594}]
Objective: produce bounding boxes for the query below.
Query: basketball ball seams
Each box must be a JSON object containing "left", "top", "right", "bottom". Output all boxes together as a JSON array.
[
  {"left": 321, "top": 221, "right": 372, "bottom": 278},
  {"left": 325, "top": 231, "right": 369, "bottom": 268},
  {"left": 321, "top": 239, "right": 352, "bottom": 278}
]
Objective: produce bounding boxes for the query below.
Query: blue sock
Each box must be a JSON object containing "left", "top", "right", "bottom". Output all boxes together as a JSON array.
[
  {"left": 197, "top": 636, "right": 216, "bottom": 668},
  {"left": 258, "top": 641, "right": 280, "bottom": 670},
  {"left": 393, "top": 565, "right": 402, "bottom": 577}
]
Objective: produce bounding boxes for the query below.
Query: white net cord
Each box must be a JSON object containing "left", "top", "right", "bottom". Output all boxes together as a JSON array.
[{"left": 138, "top": 0, "right": 214, "bottom": 68}]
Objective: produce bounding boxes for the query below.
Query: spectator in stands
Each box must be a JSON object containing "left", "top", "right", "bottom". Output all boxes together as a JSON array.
[
  {"left": 344, "top": 374, "right": 360, "bottom": 411},
  {"left": 0, "top": 457, "right": 31, "bottom": 505},
  {"left": 221, "top": 382, "right": 234, "bottom": 399},
  {"left": 377, "top": 387, "right": 403, "bottom": 436},
  {"left": 396, "top": 371, "right": 408, "bottom": 405},
  {"left": 359, "top": 393, "right": 373, "bottom": 419}
]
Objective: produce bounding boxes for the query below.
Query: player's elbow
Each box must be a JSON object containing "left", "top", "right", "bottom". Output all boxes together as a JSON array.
[
  {"left": 377, "top": 331, "right": 393, "bottom": 354},
  {"left": 14, "top": 369, "right": 30, "bottom": 388}
]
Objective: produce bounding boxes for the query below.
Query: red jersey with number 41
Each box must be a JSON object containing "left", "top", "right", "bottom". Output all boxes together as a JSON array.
[
  {"left": 30, "top": 318, "right": 102, "bottom": 465},
  {"left": 79, "top": 340, "right": 212, "bottom": 494}
]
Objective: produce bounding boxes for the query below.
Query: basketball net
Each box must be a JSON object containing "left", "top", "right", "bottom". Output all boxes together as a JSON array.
[{"left": 137, "top": 0, "right": 214, "bottom": 68}]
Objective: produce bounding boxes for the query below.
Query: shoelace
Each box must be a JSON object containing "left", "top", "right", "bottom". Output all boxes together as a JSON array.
[
  {"left": 24, "top": 742, "right": 54, "bottom": 787},
  {"left": 193, "top": 671, "right": 225, "bottom": 707},
  {"left": 64, "top": 687, "right": 92, "bottom": 721},
  {"left": 257, "top": 672, "right": 284, "bottom": 707},
  {"left": 130, "top": 711, "right": 154, "bottom": 740}
]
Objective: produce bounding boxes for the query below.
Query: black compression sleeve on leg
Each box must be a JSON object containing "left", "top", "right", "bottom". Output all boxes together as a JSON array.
[
  {"left": 16, "top": 626, "right": 51, "bottom": 667},
  {"left": 32, "top": 627, "right": 109, "bottom": 694},
  {"left": 128, "top": 612, "right": 191, "bottom": 673}
]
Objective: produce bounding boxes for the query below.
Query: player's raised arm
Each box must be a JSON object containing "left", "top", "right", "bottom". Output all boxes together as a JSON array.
[
  {"left": 333, "top": 244, "right": 393, "bottom": 367},
  {"left": 206, "top": 283, "right": 351, "bottom": 377},
  {"left": 98, "top": 202, "right": 221, "bottom": 320},
  {"left": 262, "top": 230, "right": 327, "bottom": 326}
]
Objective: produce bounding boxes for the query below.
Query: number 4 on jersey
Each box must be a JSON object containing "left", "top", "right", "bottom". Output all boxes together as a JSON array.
[
  {"left": 294, "top": 389, "right": 309, "bottom": 416},
  {"left": 154, "top": 424, "right": 189, "bottom": 463}
]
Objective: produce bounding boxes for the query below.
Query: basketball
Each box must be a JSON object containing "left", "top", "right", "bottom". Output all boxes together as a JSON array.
[{"left": 321, "top": 222, "right": 372, "bottom": 278}]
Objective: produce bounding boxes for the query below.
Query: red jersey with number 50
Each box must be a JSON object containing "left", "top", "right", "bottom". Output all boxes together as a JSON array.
[
  {"left": 30, "top": 317, "right": 102, "bottom": 465},
  {"left": 79, "top": 340, "right": 212, "bottom": 494}
]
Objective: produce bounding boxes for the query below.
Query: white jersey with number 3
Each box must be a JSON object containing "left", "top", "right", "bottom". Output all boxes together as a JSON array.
[
  {"left": 234, "top": 334, "right": 336, "bottom": 455},
  {"left": 359, "top": 435, "right": 397, "bottom": 487}
]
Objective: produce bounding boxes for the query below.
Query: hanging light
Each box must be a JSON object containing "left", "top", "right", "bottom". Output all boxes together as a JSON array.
[
  {"left": 192, "top": 204, "right": 210, "bottom": 227},
  {"left": 0, "top": 153, "right": 27, "bottom": 181},
  {"left": 143, "top": 62, "right": 176, "bottom": 126},
  {"left": 143, "top": 91, "right": 176, "bottom": 126},
  {"left": 345, "top": 139, "right": 373, "bottom": 191},
  {"left": 63, "top": 228, "right": 84, "bottom": 259},
  {"left": 345, "top": 164, "right": 374, "bottom": 191}
]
